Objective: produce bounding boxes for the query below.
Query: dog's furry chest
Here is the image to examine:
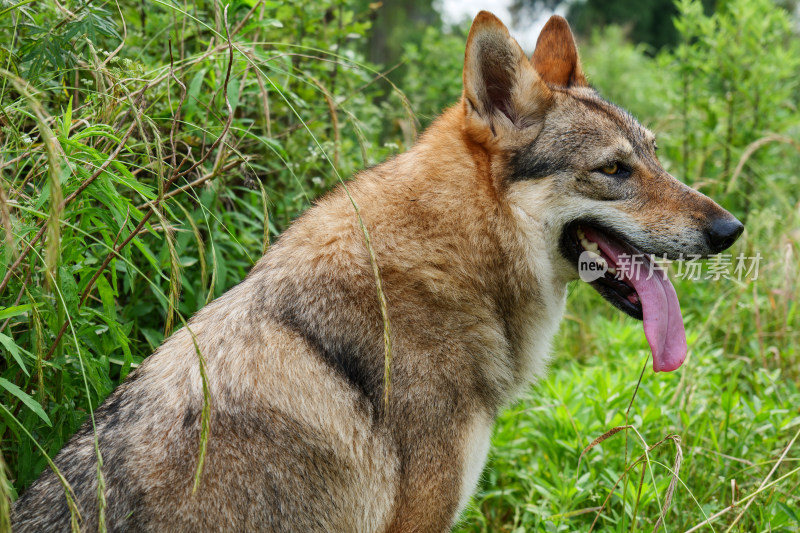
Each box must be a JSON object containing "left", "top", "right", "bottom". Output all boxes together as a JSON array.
[
  {"left": 517, "top": 283, "right": 567, "bottom": 384},
  {"left": 452, "top": 282, "right": 567, "bottom": 521}
]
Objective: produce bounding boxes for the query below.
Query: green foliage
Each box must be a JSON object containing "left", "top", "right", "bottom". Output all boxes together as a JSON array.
[
  {"left": 579, "top": 26, "right": 673, "bottom": 122},
  {"left": 357, "top": 0, "right": 442, "bottom": 67},
  {"left": 665, "top": 0, "right": 800, "bottom": 215},
  {"left": 400, "top": 24, "right": 467, "bottom": 126},
  {"left": 18, "top": 1, "right": 121, "bottom": 79}
]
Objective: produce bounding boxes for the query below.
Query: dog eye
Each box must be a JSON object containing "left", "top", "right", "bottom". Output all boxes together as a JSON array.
[
  {"left": 597, "top": 162, "right": 628, "bottom": 176},
  {"left": 600, "top": 163, "right": 619, "bottom": 174}
]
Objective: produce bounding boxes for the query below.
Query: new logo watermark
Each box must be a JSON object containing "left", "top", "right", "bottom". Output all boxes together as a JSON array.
[{"left": 578, "top": 250, "right": 607, "bottom": 282}]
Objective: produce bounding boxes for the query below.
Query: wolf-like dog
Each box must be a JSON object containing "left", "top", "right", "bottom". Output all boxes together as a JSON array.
[{"left": 12, "top": 12, "right": 743, "bottom": 532}]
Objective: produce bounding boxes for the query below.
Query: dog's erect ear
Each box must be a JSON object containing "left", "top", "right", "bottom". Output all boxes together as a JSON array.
[
  {"left": 531, "top": 15, "right": 587, "bottom": 87},
  {"left": 463, "top": 11, "right": 551, "bottom": 136}
]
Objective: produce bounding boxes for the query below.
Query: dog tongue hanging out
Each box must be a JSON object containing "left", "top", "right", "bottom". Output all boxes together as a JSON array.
[{"left": 581, "top": 227, "right": 688, "bottom": 372}]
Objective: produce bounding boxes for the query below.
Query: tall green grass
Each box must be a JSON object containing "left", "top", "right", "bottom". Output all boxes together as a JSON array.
[{"left": 1, "top": 0, "right": 799, "bottom": 532}]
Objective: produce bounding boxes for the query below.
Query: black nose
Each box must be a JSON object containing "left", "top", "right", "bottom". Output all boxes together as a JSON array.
[{"left": 707, "top": 216, "right": 744, "bottom": 253}]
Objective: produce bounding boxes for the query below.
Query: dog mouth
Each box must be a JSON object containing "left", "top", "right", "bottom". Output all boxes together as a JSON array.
[{"left": 560, "top": 221, "right": 687, "bottom": 372}]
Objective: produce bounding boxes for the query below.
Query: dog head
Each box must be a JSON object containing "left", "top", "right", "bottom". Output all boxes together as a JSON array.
[{"left": 461, "top": 12, "right": 743, "bottom": 372}]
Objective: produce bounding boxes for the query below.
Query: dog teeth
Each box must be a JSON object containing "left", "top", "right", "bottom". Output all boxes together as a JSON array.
[
  {"left": 607, "top": 265, "right": 617, "bottom": 274},
  {"left": 580, "top": 238, "right": 599, "bottom": 253},
  {"left": 576, "top": 228, "right": 586, "bottom": 239},
  {"left": 584, "top": 250, "right": 605, "bottom": 266}
]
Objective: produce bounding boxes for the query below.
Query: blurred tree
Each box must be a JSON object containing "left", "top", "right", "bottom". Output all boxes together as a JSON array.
[
  {"left": 510, "top": 0, "right": 716, "bottom": 49},
  {"left": 356, "top": 0, "right": 442, "bottom": 68},
  {"left": 508, "top": 0, "right": 565, "bottom": 26}
]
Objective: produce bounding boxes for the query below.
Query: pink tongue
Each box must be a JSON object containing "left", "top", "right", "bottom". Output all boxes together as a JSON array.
[{"left": 583, "top": 228, "right": 687, "bottom": 372}]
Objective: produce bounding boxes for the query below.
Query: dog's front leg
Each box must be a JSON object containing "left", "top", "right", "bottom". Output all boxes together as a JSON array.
[{"left": 383, "top": 398, "right": 491, "bottom": 532}]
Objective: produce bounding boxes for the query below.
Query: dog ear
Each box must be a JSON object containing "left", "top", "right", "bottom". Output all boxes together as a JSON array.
[
  {"left": 463, "top": 11, "right": 551, "bottom": 135},
  {"left": 531, "top": 15, "right": 587, "bottom": 87}
]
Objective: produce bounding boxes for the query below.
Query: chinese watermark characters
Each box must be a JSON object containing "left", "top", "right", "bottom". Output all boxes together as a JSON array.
[{"left": 606, "top": 253, "right": 762, "bottom": 281}]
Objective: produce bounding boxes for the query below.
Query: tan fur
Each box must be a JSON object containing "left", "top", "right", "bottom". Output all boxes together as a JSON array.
[
  {"left": 11, "top": 12, "right": 741, "bottom": 532},
  {"left": 532, "top": 16, "right": 588, "bottom": 87}
]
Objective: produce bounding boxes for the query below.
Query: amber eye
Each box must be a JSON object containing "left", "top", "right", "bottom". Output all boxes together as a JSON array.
[{"left": 600, "top": 162, "right": 620, "bottom": 175}]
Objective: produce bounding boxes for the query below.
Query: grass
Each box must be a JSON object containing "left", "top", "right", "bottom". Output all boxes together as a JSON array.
[{"left": 1, "top": 0, "right": 800, "bottom": 531}]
